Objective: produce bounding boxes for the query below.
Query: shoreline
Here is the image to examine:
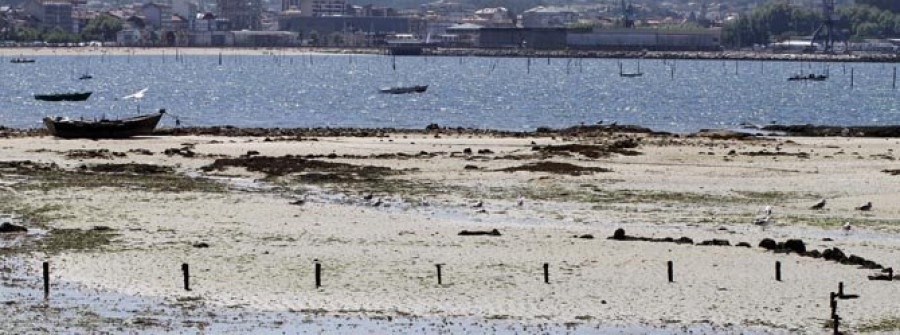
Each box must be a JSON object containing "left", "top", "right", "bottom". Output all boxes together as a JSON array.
[
  {"left": 7, "top": 123, "right": 900, "bottom": 139},
  {"left": 2, "top": 46, "right": 899, "bottom": 63}
]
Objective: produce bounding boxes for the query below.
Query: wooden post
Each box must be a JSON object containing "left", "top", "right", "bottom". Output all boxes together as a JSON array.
[
  {"left": 42, "top": 262, "right": 49, "bottom": 300},
  {"left": 670, "top": 64, "right": 674, "bottom": 80},
  {"left": 543, "top": 263, "right": 549, "bottom": 284},
  {"left": 775, "top": 261, "right": 781, "bottom": 281},
  {"left": 851, "top": 68, "right": 854, "bottom": 88},
  {"left": 315, "top": 261, "right": 322, "bottom": 288},
  {"left": 436, "top": 264, "right": 443, "bottom": 285},
  {"left": 830, "top": 292, "right": 837, "bottom": 318},
  {"left": 734, "top": 61, "right": 738, "bottom": 75},
  {"left": 889, "top": 268, "right": 894, "bottom": 281},
  {"left": 833, "top": 314, "right": 840, "bottom": 335},
  {"left": 893, "top": 67, "right": 896, "bottom": 89},
  {"left": 838, "top": 282, "right": 844, "bottom": 297},
  {"left": 667, "top": 261, "right": 674, "bottom": 282},
  {"left": 182, "top": 263, "right": 190, "bottom": 291},
  {"left": 218, "top": 52, "right": 222, "bottom": 66}
]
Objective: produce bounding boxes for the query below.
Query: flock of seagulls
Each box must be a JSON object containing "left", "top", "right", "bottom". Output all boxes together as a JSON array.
[{"left": 755, "top": 199, "right": 872, "bottom": 233}]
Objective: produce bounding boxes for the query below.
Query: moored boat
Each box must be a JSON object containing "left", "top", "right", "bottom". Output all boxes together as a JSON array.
[
  {"left": 788, "top": 74, "right": 828, "bottom": 81},
  {"left": 379, "top": 85, "right": 428, "bottom": 94},
  {"left": 43, "top": 109, "right": 166, "bottom": 139},
  {"left": 34, "top": 92, "right": 93, "bottom": 102},
  {"left": 10, "top": 58, "right": 35, "bottom": 64}
]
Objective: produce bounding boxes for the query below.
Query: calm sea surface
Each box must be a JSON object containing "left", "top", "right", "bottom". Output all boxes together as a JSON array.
[{"left": 1, "top": 54, "right": 897, "bottom": 132}]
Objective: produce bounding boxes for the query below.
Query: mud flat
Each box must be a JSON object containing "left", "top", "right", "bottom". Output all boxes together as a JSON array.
[{"left": 1, "top": 129, "right": 900, "bottom": 333}]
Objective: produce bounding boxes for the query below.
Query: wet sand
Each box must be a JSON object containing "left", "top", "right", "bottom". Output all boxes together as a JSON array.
[{"left": 1, "top": 130, "right": 899, "bottom": 333}]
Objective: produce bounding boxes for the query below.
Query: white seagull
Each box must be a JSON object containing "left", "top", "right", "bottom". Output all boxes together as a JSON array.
[
  {"left": 842, "top": 221, "right": 852, "bottom": 234},
  {"left": 763, "top": 205, "right": 773, "bottom": 216},
  {"left": 516, "top": 195, "right": 524, "bottom": 207},
  {"left": 121, "top": 87, "right": 149, "bottom": 100}
]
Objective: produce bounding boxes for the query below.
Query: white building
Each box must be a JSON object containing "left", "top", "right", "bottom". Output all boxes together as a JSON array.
[{"left": 521, "top": 6, "right": 579, "bottom": 28}]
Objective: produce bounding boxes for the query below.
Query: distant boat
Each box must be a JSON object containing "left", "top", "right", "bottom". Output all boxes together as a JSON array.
[
  {"left": 788, "top": 74, "right": 827, "bottom": 81},
  {"left": 43, "top": 109, "right": 166, "bottom": 139},
  {"left": 10, "top": 58, "right": 35, "bottom": 64},
  {"left": 79, "top": 74, "right": 93, "bottom": 80},
  {"left": 34, "top": 91, "right": 92, "bottom": 102},
  {"left": 379, "top": 85, "right": 428, "bottom": 94}
]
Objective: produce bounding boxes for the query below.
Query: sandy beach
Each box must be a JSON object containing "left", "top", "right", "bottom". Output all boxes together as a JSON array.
[{"left": 1, "top": 127, "right": 900, "bottom": 333}]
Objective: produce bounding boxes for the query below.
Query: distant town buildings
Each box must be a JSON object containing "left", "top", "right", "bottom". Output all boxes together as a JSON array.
[
  {"left": 24, "top": 0, "right": 73, "bottom": 32},
  {"left": 216, "top": 0, "right": 259, "bottom": 30},
  {"left": 298, "top": 0, "right": 345, "bottom": 17}
]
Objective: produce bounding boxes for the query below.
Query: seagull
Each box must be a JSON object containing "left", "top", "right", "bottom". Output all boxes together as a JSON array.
[
  {"left": 753, "top": 216, "right": 772, "bottom": 230},
  {"left": 363, "top": 193, "right": 373, "bottom": 201},
  {"left": 842, "top": 221, "right": 852, "bottom": 234},
  {"left": 472, "top": 200, "right": 483, "bottom": 208},
  {"left": 516, "top": 195, "right": 524, "bottom": 207},
  {"left": 856, "top": 202, "right": 872, "bottom": 211},
  {"left": 371, "top": 198, "right": 382, "bottom": 207},
  {"left": 810, "top": 199, "right": 827, "bottom": 210},
  {"left": 121, "top": 87, "right": 148, "bottom": 100},
  {"left": 763, "top": 205, "right": 773, "bottom": 216}
]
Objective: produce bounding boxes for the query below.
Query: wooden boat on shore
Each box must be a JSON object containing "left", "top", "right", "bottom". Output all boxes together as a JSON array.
[
  {"left": 34, "top": 92, "right": 92, "bottom": 102},
  {"left": 10, "top": 58, "right": 35, "bottom": 64},
  {"left": 380, "top": 85, "right": 428, "bottom": 94},
  {"left": 788, "top": 74, "right": 828, "bottom": 81},
  {"left": 43, "top": 109, "right": 166, "bottom": 139}
]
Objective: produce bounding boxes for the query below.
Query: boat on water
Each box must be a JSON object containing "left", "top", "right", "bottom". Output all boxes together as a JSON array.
[
  {"left": 34, "top": 91, "right": 93, "bottom": 102},
  {"left": 380, "top": 85, "right": 428, "bottom": 94},
  {"left": 10, "top": 58, "right": 35, "bottom": 63},
  {"left": 788, "top": 74, "right": 828, "bottom": 81},
  {"left": 43, "top": 109, "right": 166, "bottom": 139},
  {"left": 79, "top": 74, "right": 93, "bottom": 80}
]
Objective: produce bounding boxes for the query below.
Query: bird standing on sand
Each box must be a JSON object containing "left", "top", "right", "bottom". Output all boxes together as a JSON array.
[
  {"left": 763, "top": 205, "right": 773, "bottom": 216},
  {"left": 472, "top": 201, "right": 483, "bottom": 208},
  {"left": 753, "top": 216, "right": 772, "bottom": 230},
  {"left": 516, "top": 195, "right": 524, "bottom": 207},
  {"left": 810, "top": 199, "right": 827, "bottom": 210},
  {"left": 856, "top": 202, "right": 872, "bottom": 211},
  {"left": 842, "top": 221, "right": 852, "bottom": 234}
]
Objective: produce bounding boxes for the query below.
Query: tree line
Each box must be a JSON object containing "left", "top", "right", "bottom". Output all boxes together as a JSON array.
[
  {"left": 724, "top": 1, "right": 900, "bottom": 47},
  {"left": 1, "top": 14, "right": 122, "bottom": 43}
]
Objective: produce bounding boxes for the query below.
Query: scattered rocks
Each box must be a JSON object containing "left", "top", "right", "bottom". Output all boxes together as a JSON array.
[
  {"left": 608, "top": 229, "right": 694, "bottom": 245},
  {"left": 535, "top": 141, "right": 641, "bottom": 159},
  {"left": 164, "top": 147, "right": 196, "bottom": 158},
  {"left": 84, "top": 163, "right": 174, "bottom": 175},
  {"left": 202, "top": 156, "right": 395, "bottom": 179},
  {"left": 783, "top": 239, "right": 806, "bottom": 254},
  {"left": 127, "top": 148, "right": 154, "bottom": 156},
  {"left": 458, "top": 229, "right": 501, "bottom": 237},
  {"left": 758, "top": 238, "right": 778, "bottom": 250},
  {"left": 64, "top": 149, "right": 126, "bottom": 160},
  {"left": 698, "top": 239, "right": 731, "bottom": 246},
  {"left": 497, "top": 161, "right": 611, "bottom": 176}
]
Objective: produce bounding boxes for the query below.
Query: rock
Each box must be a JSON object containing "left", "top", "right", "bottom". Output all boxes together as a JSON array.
[
  {"left": 758, "top": 238, "right": 778, "bottom": 250},
  {"left": 464, "top": 164, "right": 480, "bottom": 170},
  {"left": 822, "top": 237, "right": 834, "bottom": 242},
  {"left": 462, "top": 148, "right": 473, "bottom": 154},
  {"left": 611, "top": 228, "right": 626, "bottom": 240},
  {"left": 675, "top": 237, "right": 694, "bottom": 245},
  {"left": 425, "top": 123, "right": 440, "bottom": 130},
  {"left": 698, "top": 239, "right": 730, "bottom": 246},
  {"left": 578, "top": 234, "right": 594, "bottom": 239},
  {"left": 193, "top": 242, "right": 210, "bottom": 248},
  {"left": 783, "top": 239, "right": 806, "bottom": 254},
  {"left": 736, "top": 242, "right": 751, "bottom": 248},
  {"left": 822, "top": 247, "right": 847, "bottom": 262},
  {"left": 477, "top": 149, "right": 494, "bottom": 154},
  {"left": 804, "top": 250, "right": 822, "bottom": 258},
  {"left": 91, "top": 226, "right": 112, "bottom": 231},
  {"left": 0, "top": 222, "right": 26, "bottom": 233},
  {"left": 246, "top": 150, "right": 260, "bottom": 156},
  {"left": 458, "top": 229, "right": 501, "bottom": 237}
]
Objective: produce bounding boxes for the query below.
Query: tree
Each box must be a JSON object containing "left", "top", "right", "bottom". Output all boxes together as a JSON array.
[{"left": 81, "top": 14, "right": 123, "bottom": 42}]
